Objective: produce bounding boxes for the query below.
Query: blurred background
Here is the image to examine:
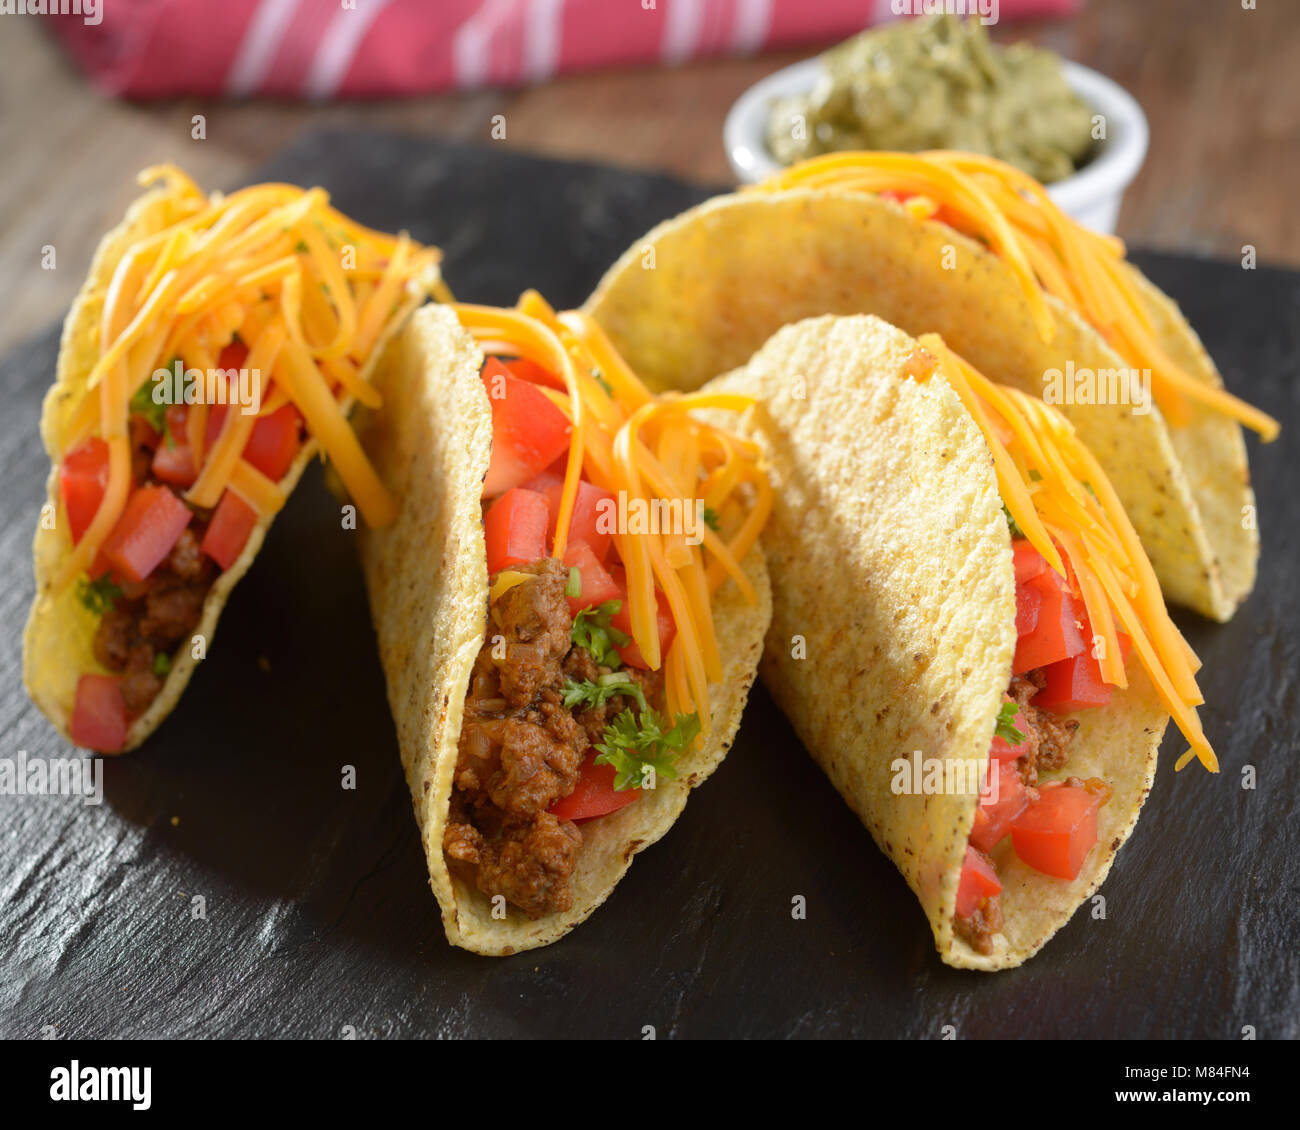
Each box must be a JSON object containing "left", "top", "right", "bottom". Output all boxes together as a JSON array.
[{"left": 2, "top": 0, "right": 1296, "bottom": 359}]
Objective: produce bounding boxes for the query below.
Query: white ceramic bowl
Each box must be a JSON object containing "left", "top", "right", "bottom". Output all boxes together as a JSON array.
[{"left": 724, "top": 56, "right": 1148, "bottom": 234}]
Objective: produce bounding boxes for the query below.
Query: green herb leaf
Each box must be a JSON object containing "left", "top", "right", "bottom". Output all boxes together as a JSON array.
[
  {"left": 561, "top": 672, "right": 648, "bottom": 714},
  {"left": 570, "top": 599, "right": 629, "bottom": 668},
  {"left": 591, "top": 367, "right": 613, "bottom": 396},
  {"left": 76, "top": 574, "right": 122, "bottom": 616},
  {"left": 294, "top": 239, "right": 309, "bottom": 253},
  {"left": 129, "top": 373, "right": 169, "bottom": 434},
  {"left": 1002, "top": 503, "right": 1024, "bottom": 540},
  {"left": 153, "top": 652, "right": 173, "bottom": 677},
  {"left": 565, "top": 566, "right": 582, "bottom": 599},
  {"left": 995, "top": 700, "right": 1025, "bottom": 746},
  {"left": 594, "top": 708, "right": 699, "bottom": 791},
  {"left": 703, "top": 506, "right": 721, "bottom": 532}
]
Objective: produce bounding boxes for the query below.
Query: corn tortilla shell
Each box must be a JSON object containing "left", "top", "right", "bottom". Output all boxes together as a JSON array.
[
  {"left": 23, "top": 181, "right": 439, "bottom": 752},
  {"left": 583, "top": 188, "right": 1257, "bottom": 622},
  {"left": 710, "top": 315, "right": 1167, "bottom": 969},
  {"left": 357, "top": 305, "right": 771, "bottom": 955}
]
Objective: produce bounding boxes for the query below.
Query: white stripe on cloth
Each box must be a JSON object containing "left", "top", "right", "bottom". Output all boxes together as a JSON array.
[
  {"left": 303, "top": 0, "right": 394, "bottom": 100},
  {"left": 661, "top": 0, "right": 705, "bottom": 66},
  {"left": 522, "top": 0, "right": 565, "bottom": 84},
  {"left": 729, "top": 0, "right": 773, "bottom": 54},
  {"left": 225, "top": 0, "right": 303, "bottom": 98},
  {"left": 454, "top": 0, "right": 518, "bottom": 90}
]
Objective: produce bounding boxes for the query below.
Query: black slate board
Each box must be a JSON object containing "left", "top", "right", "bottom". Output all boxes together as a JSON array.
[{"left": 1, "top": 130, "right": 1297, "bottom": 1040}]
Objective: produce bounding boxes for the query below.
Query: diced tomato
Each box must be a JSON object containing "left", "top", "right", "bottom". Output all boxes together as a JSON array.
[
  {"left": 151, "top": 440, "right": 198, "bottom": 487},
  {"left": 1014, "top": 575, "right": 1042, "bottom": 639},
  {"left": 969, "top": 758, "right": 1028, "bottom": 853},
  {"left": 955, "top": 846, "right": 1002, "bottom": 919},
  {"left": 1012, "top": 539, "right": 1048, "bottom": 585},
  {"left": 484, "top": 488, "right": 549, "bottom": 574},
  {"left": 1013, "top": 566, "right": 1087, "bottom": 674},
  {"left": 201, "top": 490, "right": 259, "bottom": 571},
  {"left": 218, "top": 340, "right": 249, "bottom": 371},
  {"left": 562, "top": 541, "right": 621, "bottom": 614},
  {"left": 480, "top": 359, "right": 573, "bottom": 498},
  {"left": 101, "top": 485, "right": 192, "bottom": 583},
  {"left": 70, "top": 674, "right": 128, "bottom": 753},
  {"left": 1034, "top": 633, "right": 1132, "bottom": 713},
  {"left": 989, "top": 696, "right": 1033, "bottom": 760},
  {"left": 205, "top": 404, "right": 227, "bottom": 452},
  {"left": 243, "top": 404, "right": 302, "bottom": 482},
  {"left": 500, "top": 355, "right": 564, "bottom": 391},
  {"left": 548, "top": 753, "right": 640, "bottom": 822},
  {"left": 607, "top": 565, "right": 676, "bottom": 670},
  {"left": 520, "top": 456, "right": 567, "bottom": 494},
  {"left": 546, "top": 479, "right": 615, "bottom": 560},
  {"left": 1010, "top": 783, "right": 1103, "bottom": 880},
  {"left": 60, "top": 437, "right": 110, "bottom": 545}
]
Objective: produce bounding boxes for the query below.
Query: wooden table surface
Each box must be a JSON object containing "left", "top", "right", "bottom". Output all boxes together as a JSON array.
[{"left": 1, "top": 1, "right": 1295, "bottom": 358}]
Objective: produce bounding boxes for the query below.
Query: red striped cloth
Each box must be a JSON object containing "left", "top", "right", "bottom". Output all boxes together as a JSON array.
[{"left": 48, "top": 0, "right": 1081, "bottom": 101}]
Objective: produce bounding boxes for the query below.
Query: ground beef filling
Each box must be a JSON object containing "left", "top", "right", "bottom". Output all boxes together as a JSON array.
[
  {"left": 92, "top": 524, "right": 216, "bottom": 717},
  {"left": 953, "top": 669, "right": 1081, "bottom": 956},
  {"left": 443, "top": 558, "right": 662, "bottom": 920}
]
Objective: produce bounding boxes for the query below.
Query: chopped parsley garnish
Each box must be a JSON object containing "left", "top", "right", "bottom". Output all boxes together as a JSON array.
[
  {"left": 294, "top": 239, "right": 309, "bottom": 253},
  {"left": 595, "top": 708, "right": 700, "bottom": 791},
  {"left": 1002, "top": 503, "right": 1024, "bottom": 540},
  {"left": 570, "top": 600, "right": 629, "bottom": 669},
  {"left": 565, "top": 566, "right": 582, "bottom": 599},
  {"left": 702, "top": 506, "right": 721, "bottom": 532},
  {"left": 591, "top": 367, "right": 613, "bottom": 396},
  {"left": 129, "top": 375, "right": 168, "bottom": 434},
  {"left": 153, "top": 652, "right": 173, "bottom": 677},
  {"left": 995, "top": 700, "right": 1025, "bottom": 746},
  {"left": 1028, "top": 469, "right": 1043, "bottom": 482},
  {"left": 76, "top": 574, "right": 122, "bottom": 616},
  {"left": 561, "top": 672, "right": 648, "bottom": 714}
]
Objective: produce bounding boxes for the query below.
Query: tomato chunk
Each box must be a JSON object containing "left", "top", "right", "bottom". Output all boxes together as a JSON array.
[
  {"left": 101, "top": 485, "right": 192, "bottom": 583},
  {"left": 1034, "top": 632, "right": 1132, "bottom": 713},
  {"left": 1013, "top": 567, "right": 1087, "bottom": 674},
  {"left": 547, "top": 753, "right": 640, "bottom": 822},
  {"left": 243, "top": 404, "right": 302, "bottom": 482},
  {"left": 70, "top": 674, "right": 127, "bottom": 752},
  {"left": 151, "top": 440, "right": 198, "bottom": 487},
  {"left": 501, "top": 355, "right": 564, "bottom": 391},
  {"left": 218, "top": 340, "right": 249, "bottom": 371},
  {"left": 1010, "top": 783, "right": 1103, "bottom": 880},
  {"left": 607, "top": 565, "right": 676, "bottom": 670},
  {"left": 60, "top": 437, "right": 110, "bottom": 545},
  {"left": 955, "top": 846, "right": 1002, "bottom": 919},
  {"left": 546, "top": 479, "right": 616, "bottom": 560},
  {"left": 201, "top": 489, "right": 259, "bottom": 571},
  {"left": 562, "top": 541, "right": 621, "bottom": 614},
  {"left": 1012, "top": 539, "right": 1048, "bottom": 585},
  {"left": 480, "top": 359, "right": 572, "bottom": 498},
  {"left": 969, "top": 758, "right": 1028, "bottom": 853},
  {"left": 484, "top": 488, "right": 550, "bottom": 574}
]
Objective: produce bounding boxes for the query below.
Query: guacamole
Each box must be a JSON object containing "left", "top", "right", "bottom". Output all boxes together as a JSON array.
[{"left": 766, "top": 15, "right": 1096, "bottom": 184}]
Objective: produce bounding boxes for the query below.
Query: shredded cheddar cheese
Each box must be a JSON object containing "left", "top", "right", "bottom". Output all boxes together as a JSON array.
[
  {"left": 760, "top": 151, "right": 1279, "bottom": 442},
  {"left": 918, "top": 334, "right": 1218, "bottom": 773},
  {"left": 451, "top": 297, "right": 770, "bottom": 729},
  {"left": 55, "top": 165, "right": 442, "bottom": 592}
]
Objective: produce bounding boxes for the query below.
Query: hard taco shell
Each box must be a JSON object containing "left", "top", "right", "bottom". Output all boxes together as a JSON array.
[
  {"left": 356, "top": 305, "right": 771, "bottom": 955},
  {"left": 707, "top": 314, "right": 1167, "bottom": 969}
]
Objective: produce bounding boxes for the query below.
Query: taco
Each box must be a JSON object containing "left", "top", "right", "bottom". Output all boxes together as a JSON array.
[
  {"left": 356, "top": 297, "right": 771, "bottom": 954},
  {"left": 23, "top": 166, "right": 444, "bottom": 753},
  {"left": 584, "top": 151, "right": 1278, "bottom": 622},
  {"left": 706, "top": 313, "right": 1217, "bottom": 969}
]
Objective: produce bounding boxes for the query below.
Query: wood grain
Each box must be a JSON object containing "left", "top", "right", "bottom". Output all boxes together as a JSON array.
[{"left": 1, "top": 1, "right": 1295, "bottom": 357}]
